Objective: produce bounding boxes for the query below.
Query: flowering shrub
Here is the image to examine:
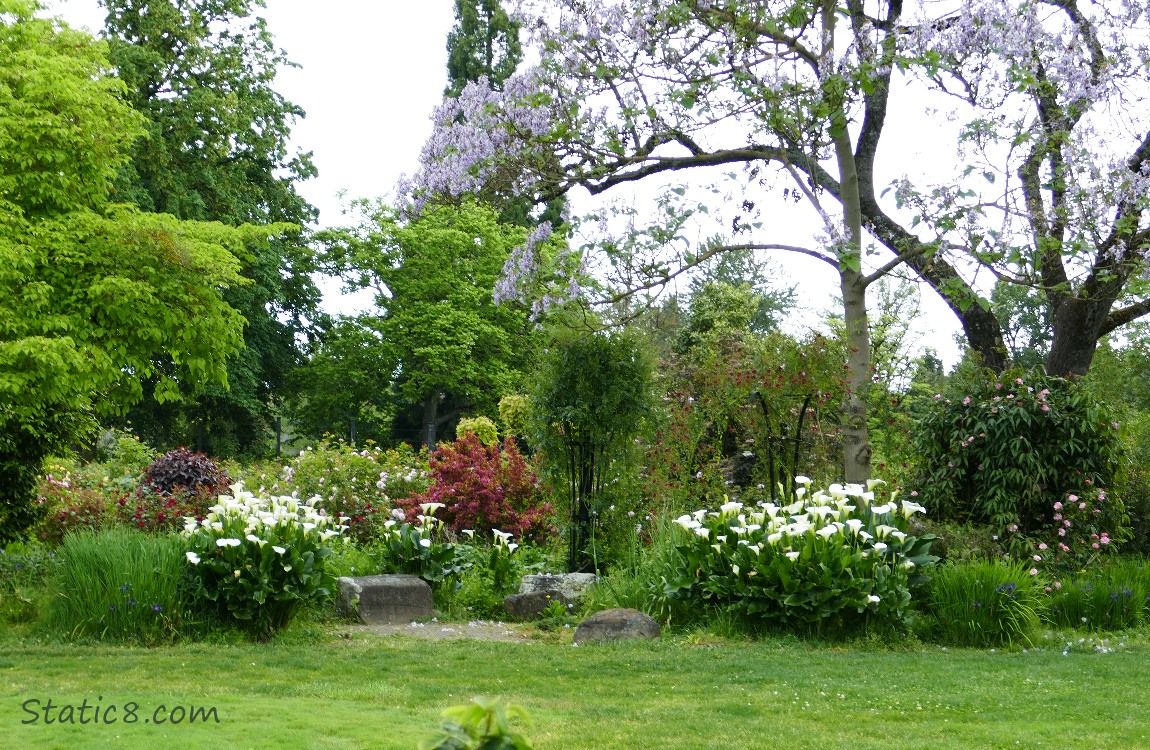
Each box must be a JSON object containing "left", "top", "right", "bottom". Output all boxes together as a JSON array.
[
  {"left": 1028, "top": 486, "right": 1124, "bottom": 575},
  {"left": 286, "top": 441, "right": 429, "bottom": 544},
  {"left": 401, "top": 434, "right": 551, "bottom": 541},
  {"left": 911, "top": 368, "right": 1122, "bottom": 534},
  {"left": 665, "top": 478, "right": 936, "bottom": 634},
  {"left": 34, "top": 472, "right": 119, "bottom": 546},
  {"left": 116, "top": 484, "right": 217, "bottom": 533},
  {"left": 183, "top": 484, "right": 347, "bottom": 639}
]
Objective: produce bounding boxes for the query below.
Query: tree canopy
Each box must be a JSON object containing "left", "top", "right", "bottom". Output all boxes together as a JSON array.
[
  {"left": 0, "top": 0, "right": 285, "bottom": 540},
  {"left": 316, "top": 200, "right": 543, "bottom": 447},
  {"left": 99, "top": 0, "right": 322, "bottom": 455}
]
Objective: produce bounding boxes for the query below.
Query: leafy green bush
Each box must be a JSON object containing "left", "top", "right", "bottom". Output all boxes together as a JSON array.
[
  {"left": 1046, "top": 561, "right": 1149, "bottom": 631},
  {"left": 927, "top": 560, "right": 1044, "bottom": 647},
  {"left": 285, "top": 440, "right": 429, "bottom": 544},
  {"left": 419, "top": 697, "right": 534, "bottom": 750},
  {"left": 43, "top": 528, "right": 190, "bottom": 644},
  {"left": 457, "top": 416, "right": 499, "bottom": 446},
  {"left": 1029, "top": 486, "right": 1124, "bottom": 575},
  {"left": 0, "top": 541, "right": 57, "bottom": 624},
  {"left": 183, "top": 485, "right": 346, "bottom": 639},
  {"left": 664, "top": 478, "right": 937, "bottom": 635},
  {"left": 911, "top": 368, "right": 1122, "bottom": 535}
]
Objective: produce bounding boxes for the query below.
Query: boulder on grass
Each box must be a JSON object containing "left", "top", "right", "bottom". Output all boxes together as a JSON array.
[
  {"left": 573, "top": 608, "right": 660, "bottom": 645},
  {"left": 519, "top": 573, "right": 598, "bottom": 600},
  {"left": 337, "top": 575, "right": 433, "bottom": 625},
  {"left": 504, "top": 590, "right": 573, "bottom": 620}
]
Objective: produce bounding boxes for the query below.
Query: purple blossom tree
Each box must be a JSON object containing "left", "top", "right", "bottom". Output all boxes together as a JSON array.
[{"left": 401, "top": 0, "right": 1150, "bottom": 480}]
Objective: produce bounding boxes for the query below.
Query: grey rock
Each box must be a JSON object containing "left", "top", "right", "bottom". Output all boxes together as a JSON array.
[
  {"left": 504, "top": 590, "right": 573, "bottom": 620},
  {"left": 573, "top": 608, "right": 660, "bottom": 645},
  {"left": 518, "top": 573, "right": 598, "bottom": 600},
  {"left": 337, "top": 575, "right": 433, "bottom": 625}
]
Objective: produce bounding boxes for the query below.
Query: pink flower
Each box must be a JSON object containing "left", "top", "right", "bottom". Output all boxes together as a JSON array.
[
  {"left": 1058, "top": 528, "right": 1066, "bottom": 537},
  {"left": 963, "top": 397, "right": 971, "bottom": 405},
  {"left": 1059, "top": 543, "right": 1069, "bottom": 552},
  {"left": 1112, "top": 421, "right": 1119, "bottom": 429},
  {"left": 1091, "top": 543, "right": 1099, "bottom": 549},
  {"left": 934, "top": 393, "right": 942, "bottom": 400},
  {"left": 1029, "top": 568, "right": 1038, "bottom": 576},
  {"left": 1033, "top": 554, "right": 1042, "bottom": 561},
  {"left": 1044, "top": 586, "right": 1052, "bottom": 593},
  {"left": 1067, "top": 495, "right": 1078, "bottom": 503},
  {"left": 1015, "top": 378, "right": 1024, "bottom": 385},
  {"left": 1079, "top": 502, "right": 1087, "bottom": 510},
  {"left": 1054, "top": 513, "right": 1062, "bottom": 520},
  {"left": 1054, "top": 581, "right": 1062, "bottom": 589},
  {"left": 1041, "top": 404, "right": 1050, "bottom": 412},
  {"left": 1038, "top": 543, "right": 1048, "bottom": 550},
  {"left": 910, "top": 491, "right": 919, "bottom": 497},
  {"left": 1101, "top": 537, "right": 1110, "bottom": 545},
  {"left": 1053, "top": 502, "right": 1063, "bottom": 510},
  {"left": 1064, "top": 520, "right": 1072, "bottom": 527},
  {"left": 995, "top": 383, "right": 1003, "bottom": 390},
  {"left": 1009, "top": 524, "right": 1019, "bottom": 532}
]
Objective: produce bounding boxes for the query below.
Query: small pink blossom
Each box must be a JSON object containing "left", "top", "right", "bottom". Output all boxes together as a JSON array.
[
  {"left": 1033, "top": 554, "right": 1042, "bottom": 561},
  {"left": 1054, "top": 502, "right": 1063, "bottom": 510},
  {"left": 1015, "top": 378, "right": 1024, "bottom": 385},
  {"left": 1079, "top": 502, "right": 1087, "bottom": 510},
  {"left": 1059, "top": 528, "right": 1066, "bottom": 537},
  {"left": 1041, "top": 404, "right": 1050, "bottom": 412},
  {"left": 934, "top": 393, "right": 942, "bottom": 400},
  {"left": 1091, "top": 543, "right": 1099, "bottom": 549},
  {"left": 963, "top": 397, "right": 971, "bottom": 405},
  {"left": 1029, "top": 568, "right": 1038, "bottom": 576},
  {"left": 1067, "top": 495, "right": 1078, "bottom": 503},
  {"left": 910, "top": 491, "right": 919, "bottom": 497},
  {"left": 1054, "top": 581, "right": 1062, "bottom": 590},
  {"left": 1101, "top": 537, "right": 1110, "bottom": 545},
  {"left": 1008, "top": 524, "right": 1019, "bottom": 532},
  {"left": 1038, "top": 543, "right": 1048, "bottom": 550},
  {"left": 995, "top": 383, "right": 1003, "bottom": 390}
]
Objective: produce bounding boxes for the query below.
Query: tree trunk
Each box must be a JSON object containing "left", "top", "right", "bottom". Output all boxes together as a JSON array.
[
  {"left": 1046, "top": 296, "right": 1113, "bottom": 377},
  {"left": 422, "top": 393, "right": 439, "bottom": 449},
  {"left": 840, "top": 269, "right": 872, "bottom": 484}
]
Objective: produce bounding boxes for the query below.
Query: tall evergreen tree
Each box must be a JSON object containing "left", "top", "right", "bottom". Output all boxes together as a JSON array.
[
  {"left": 445, "top": 0, "right": 522, "bottom": 97},
  {"left": 99, "top": 0, "right": 321, "bottom": 456}
]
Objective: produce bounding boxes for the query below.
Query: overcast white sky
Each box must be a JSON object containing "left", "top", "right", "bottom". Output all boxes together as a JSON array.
[{"left": 51, "top": 0, "right": 964, "bottom": 367}]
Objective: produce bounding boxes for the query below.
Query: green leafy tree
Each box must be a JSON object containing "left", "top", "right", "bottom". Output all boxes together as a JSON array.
[
  {"left": 99, "top": 0, "right": 321, "bottom": 456},
  {"left": 0, "top": 2, "right": 281, "bottom": 542},
  {"left": 285, "top": 317, "right": 396, "bottom": 445},
  {"left": 531, "top": 330, "right": 654, "bottom": 572},
  {"left": 317, "top": 200, "right": 541, "bottom": 448}
]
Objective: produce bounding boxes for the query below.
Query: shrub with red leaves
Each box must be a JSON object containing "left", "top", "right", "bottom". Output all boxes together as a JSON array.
[
  {"left": 400, "top": 434, "right": 553, "bottom": 542},
  {"left": 144, "top": 448, "right": 230, "bottom": 497}
]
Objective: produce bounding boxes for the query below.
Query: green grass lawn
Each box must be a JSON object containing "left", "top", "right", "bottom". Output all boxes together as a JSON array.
[{"left": 2, "top": 627, "right": 1148, "bottom": 749}]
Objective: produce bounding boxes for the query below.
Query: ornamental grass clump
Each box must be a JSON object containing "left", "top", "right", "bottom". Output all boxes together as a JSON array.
[
  {"left": 1047, "top": 560, "right": 1149, "bottom": 631},
  {"left": 43, "top": 527, "right": 189, "bottom": 644},
  {"left": 665, "top": 477, "right": 937, "bottom": 635},
  {"left": 183, "top": 484, "right": 347, "bottom": 639},
  {"left": 927, "top": 560, "right": 1044, "bottom": 647}
]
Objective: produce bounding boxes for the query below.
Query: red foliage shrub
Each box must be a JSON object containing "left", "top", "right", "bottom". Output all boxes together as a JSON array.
[
  {"left": 400, "top": 434, "right": 552, "bottom": 542},
  {"left": 116, "top": 485, "right": 218, "bottom": 533}
]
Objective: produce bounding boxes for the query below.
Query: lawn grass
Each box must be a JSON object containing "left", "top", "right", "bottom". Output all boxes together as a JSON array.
[{"left": 1, "top": 625, "right": 1148, "bottom": 749}]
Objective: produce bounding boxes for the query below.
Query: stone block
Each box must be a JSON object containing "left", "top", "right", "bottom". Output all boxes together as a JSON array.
[
  {"left": 519, "top": 572, "right": 598, "bottom": 600},
  {"left": 337, "top": 574, "right": 433, "bottom": 625},
  {"left": 573, "top": 608, "right": 660, "bottom": 645},
  {"left": 504, "top": 590, "right": 573, "bottom": 620}
]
